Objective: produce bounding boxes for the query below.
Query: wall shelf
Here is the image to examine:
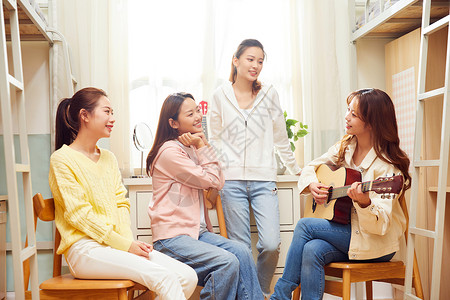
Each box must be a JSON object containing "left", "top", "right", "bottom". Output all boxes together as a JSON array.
[
  {"left": 352, "top": 0, "right": 449, "bottom": 41},
  {"left": 428, "top": 186, "right": 450, "bottom": 193}
]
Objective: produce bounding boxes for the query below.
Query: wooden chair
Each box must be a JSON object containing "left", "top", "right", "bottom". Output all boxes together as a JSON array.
[
  {"left": 24, "top": 193, "right": 155, "bottom": 300},
  {"left": 204, "top": 188, "right": 228, "bottom": 238},
  {"left": 292, "top": 193, "right": 424, "bottom": 300}
]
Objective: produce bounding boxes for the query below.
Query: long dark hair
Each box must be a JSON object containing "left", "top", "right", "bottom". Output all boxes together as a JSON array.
[
  {"left": 336, "top": 88, "right": 411, "bottom": 190},
  {"left": 55, "top": 87, "right": 107, "bottom": 151},
  {"left": 146, "top": 92, "right": 195, "bottom": 175},
  {"left": 229, "top": 39, "right": 266, "bottom": 95}
]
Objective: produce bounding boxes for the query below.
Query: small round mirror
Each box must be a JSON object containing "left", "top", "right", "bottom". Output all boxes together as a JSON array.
[
  {"left": 132, "top": 122, "right": 153, "bottom": 177},
  {"left": 133, "top": 123, "right": 153, "bottom": 151}
]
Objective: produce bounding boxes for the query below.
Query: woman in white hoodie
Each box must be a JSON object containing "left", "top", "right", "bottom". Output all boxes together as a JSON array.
[{"left": 207, "top": 39, "right": 301, "bottom": 297}]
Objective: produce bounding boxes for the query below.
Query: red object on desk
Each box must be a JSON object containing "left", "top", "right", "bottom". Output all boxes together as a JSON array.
[{"left": 199, "top": 101, "right": 208, "bottom": 115}]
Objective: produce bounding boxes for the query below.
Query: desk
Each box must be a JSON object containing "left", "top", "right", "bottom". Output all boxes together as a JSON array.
[
  {"left": 0, "top": 195, "right": 7, "bottom": 300},
  {"left": 123, "top": 175, "right": 300, "bottom": 287}
]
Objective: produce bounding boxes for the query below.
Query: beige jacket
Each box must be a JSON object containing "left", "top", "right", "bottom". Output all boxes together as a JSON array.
[{"left": 298, "top": 139, "right": 407, "bottom": 260}]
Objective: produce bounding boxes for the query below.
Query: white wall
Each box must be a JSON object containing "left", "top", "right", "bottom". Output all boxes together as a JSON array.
[
  {"left": 0, "top": 42, "right": 50, "bottom": 135},
  {"left": 356, "top": 38, "right": 394, "bottom": 90}
]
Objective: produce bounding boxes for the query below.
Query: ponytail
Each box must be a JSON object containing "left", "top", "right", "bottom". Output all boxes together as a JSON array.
[
  {"left": 55, "top": 98, "right": 76, "bottom": 151},
  {"left": 54, "top": 87, "right": 108, "bottom": 151}
]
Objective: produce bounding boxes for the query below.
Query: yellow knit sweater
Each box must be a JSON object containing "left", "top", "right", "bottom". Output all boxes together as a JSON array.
[{"left": 49, "top": 145, "right": 133, "bottom": 255}]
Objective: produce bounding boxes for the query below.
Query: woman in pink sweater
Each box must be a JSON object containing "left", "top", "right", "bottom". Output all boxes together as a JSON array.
[{"left": 147, "top": 92, "right": 263, "bottom": 300}]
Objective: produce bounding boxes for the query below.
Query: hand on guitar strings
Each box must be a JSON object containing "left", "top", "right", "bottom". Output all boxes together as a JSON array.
[
  {"left": 347, "top": 182, "right": 371, "bottom": 208},
  {"left": 308, "top": 182, "right": 330, "bottom": 205}
]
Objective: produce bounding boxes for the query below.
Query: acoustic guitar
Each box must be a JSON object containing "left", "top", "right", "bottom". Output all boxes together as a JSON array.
[{"left": 303, "top": 164, "right": 404, "bottom": 224}]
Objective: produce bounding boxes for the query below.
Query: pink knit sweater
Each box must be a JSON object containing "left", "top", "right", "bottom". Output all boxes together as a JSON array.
[{"left": 148, "top": 140, "right": 224, "bottom": 242}]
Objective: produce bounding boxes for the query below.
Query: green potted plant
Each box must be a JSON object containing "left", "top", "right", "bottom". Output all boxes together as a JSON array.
[
  {"left": 284, "top": 111, "right": 308, "bottom": 152},
  {"left": 276, "top": 111, "right": 308, "bottom": 175}
]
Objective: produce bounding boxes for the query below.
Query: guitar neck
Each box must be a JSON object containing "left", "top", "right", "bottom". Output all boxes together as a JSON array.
[{"left": 329, "top": 181, "right": 372, "bottom": 200}]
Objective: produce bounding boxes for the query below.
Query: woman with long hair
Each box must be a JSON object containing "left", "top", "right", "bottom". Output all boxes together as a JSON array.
[
  {"left": 49, "top": 87, "right": 197, "bottom": 300},
  {"left": 147, "top": 92, "right": 264, "bottom": 300},
  {"left": 271, "top": 88, "right": 411, "bottom": 300},
  {"left": 208, "top": 39, "right": 302, "bottom": 297}
]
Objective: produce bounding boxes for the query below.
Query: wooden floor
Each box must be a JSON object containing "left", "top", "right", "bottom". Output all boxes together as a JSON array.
[
  {"left": 187, "top": 282, "right": 396, "bottom": 300},
  {"left": 7, "top": 283, "right": 398, "bottom": 300}
]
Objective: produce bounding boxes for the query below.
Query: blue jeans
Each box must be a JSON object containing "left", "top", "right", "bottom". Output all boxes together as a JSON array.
[
  {"left": 153, "top": 232, "right": 263, "bottom": 300},
  {"left": 270, "top": 218, "right": 395, "bottom": 300},
  {"left": 220, "top": 180, "right": 281, "bottom": 295}
]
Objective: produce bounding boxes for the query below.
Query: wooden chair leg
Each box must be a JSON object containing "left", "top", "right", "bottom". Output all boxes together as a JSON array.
[
  {"left": 292, "top": 285, "right": 301, "bottom": 300},
  {"left": 365, "top": 281, "right": 373, "bottom": 300},
  {"left": 342, "top": 270, "right": 351, "bottom": 300},
  {"left": 129, "top": 287, "right": 156, "bottom": 300},
  {"left": 412, "top": 252, "right": 424, "bottom": 299},
  {"left": 119, "top": 288, "right": 128, "bottom": 300},
  {"left": 215, "top": 195, "right": 228, "bottom": 238},
  {"left": 133, "top": 290, "right": 155, "bottom": 300}
]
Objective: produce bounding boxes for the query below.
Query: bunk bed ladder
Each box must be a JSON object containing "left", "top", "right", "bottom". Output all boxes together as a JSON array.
[
  {"left": 0, "top": 0, "right": 39, "bottom": 299},
  {"left": 404, "top": 1, "right": 450, "bottom": 299}
]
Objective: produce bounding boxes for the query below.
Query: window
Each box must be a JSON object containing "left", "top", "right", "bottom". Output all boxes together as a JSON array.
[{"left": 128, "top": 0, "right": 294, "bottom": 170}]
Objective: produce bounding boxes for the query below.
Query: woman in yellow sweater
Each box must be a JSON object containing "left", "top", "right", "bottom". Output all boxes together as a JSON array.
[{"left": 48, "top": 87, "right": 197, "bottom": 300}]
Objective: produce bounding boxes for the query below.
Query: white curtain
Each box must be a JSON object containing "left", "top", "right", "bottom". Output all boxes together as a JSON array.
[
  {"left": 53, "top": 0, "right": 131, "bottom": 176},
  {"left": 296, "top": 0, "right": 353, "bottom": 163}
]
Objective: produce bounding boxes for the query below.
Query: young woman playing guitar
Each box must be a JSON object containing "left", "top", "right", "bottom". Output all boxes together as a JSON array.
[{"left": 271, "top": 88, "right": 411, "bottom": 300}]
